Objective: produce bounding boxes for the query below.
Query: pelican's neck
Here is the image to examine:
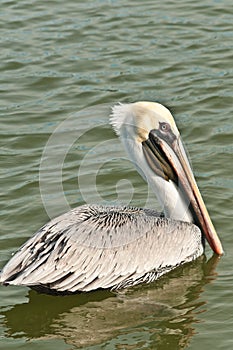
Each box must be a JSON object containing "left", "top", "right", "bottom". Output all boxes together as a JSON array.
[
  {"left": 120, "top": 137, "right": 193, "bottom": 223},
  {"left": 148, "top": 176, "right": 193, "bottom": 223}
]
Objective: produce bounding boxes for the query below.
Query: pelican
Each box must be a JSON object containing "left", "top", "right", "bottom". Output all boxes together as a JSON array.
[{"left": 0, "top": 102, "right": 223, "bottom": 294}]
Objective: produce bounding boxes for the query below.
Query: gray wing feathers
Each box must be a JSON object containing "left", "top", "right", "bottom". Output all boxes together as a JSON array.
[{"left": 0, "top": 205, "right": 203, "bottom": 293}]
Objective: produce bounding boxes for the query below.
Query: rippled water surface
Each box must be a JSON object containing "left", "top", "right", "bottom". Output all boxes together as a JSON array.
[{"left": 0, "top": 0, "right": 232, "bottom": 349}]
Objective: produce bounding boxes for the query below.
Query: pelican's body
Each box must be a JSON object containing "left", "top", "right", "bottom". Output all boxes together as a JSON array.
[{"left": 0, "top": 102, "right": 223, "bottom": 294}]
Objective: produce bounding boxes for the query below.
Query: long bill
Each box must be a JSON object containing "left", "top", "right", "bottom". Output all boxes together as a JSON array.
[{"left": 143, "top": 131, "right": 223, "bottom": 255}]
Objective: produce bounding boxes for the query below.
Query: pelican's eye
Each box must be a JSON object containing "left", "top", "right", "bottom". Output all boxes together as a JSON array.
[
  {"left": 159, "top": 122, "right": 171, "bottom": 133},
  {"left": 156, "top": 122, "right": 176, "bottom": 146}
]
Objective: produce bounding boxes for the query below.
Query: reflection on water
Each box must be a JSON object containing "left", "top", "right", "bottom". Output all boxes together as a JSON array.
[{"left": 2, "top": 255, "right": 219, "bottom": 349}]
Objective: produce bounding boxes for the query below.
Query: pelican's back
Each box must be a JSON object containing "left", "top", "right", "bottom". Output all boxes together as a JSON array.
[{"left": 0, "top": 205, "right": 203, "bottom": 294}]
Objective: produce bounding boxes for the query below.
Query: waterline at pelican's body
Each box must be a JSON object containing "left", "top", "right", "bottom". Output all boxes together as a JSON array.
[{"left": 0, "top": 101, "right": 223, "bottom": 294}]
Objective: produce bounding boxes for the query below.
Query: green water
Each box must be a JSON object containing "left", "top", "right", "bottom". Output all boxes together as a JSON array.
[{"left": 0, "top": 0, "right": 232, "bottom": 349}]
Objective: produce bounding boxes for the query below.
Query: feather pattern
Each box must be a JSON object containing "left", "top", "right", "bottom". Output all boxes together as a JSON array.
[{"left": 0, "top": 205, "right": 203, "bottom": 294}]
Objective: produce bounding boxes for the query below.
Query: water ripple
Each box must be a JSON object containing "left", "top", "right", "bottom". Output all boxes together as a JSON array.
[{"left": 0, "top": 0, "right": 232, "bottom": 349}]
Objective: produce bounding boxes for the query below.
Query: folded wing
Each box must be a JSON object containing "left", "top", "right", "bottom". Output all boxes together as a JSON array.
[{"left": 0, "top": 205, "right": 203, "bottom": 293}]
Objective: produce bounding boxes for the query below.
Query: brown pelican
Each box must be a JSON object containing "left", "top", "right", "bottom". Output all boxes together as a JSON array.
[{"left": 0, "top": 102, "right": 223, "bottom": 294}]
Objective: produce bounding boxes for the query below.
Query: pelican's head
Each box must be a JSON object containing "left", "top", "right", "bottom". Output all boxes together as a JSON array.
[{"left": 110, "top": 101, "right": 223, "bottom": 255}]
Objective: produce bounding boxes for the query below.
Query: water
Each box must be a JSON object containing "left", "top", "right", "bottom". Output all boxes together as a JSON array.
[{"left": 0, "top": 0, "right": 232, "bottom": 349}]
